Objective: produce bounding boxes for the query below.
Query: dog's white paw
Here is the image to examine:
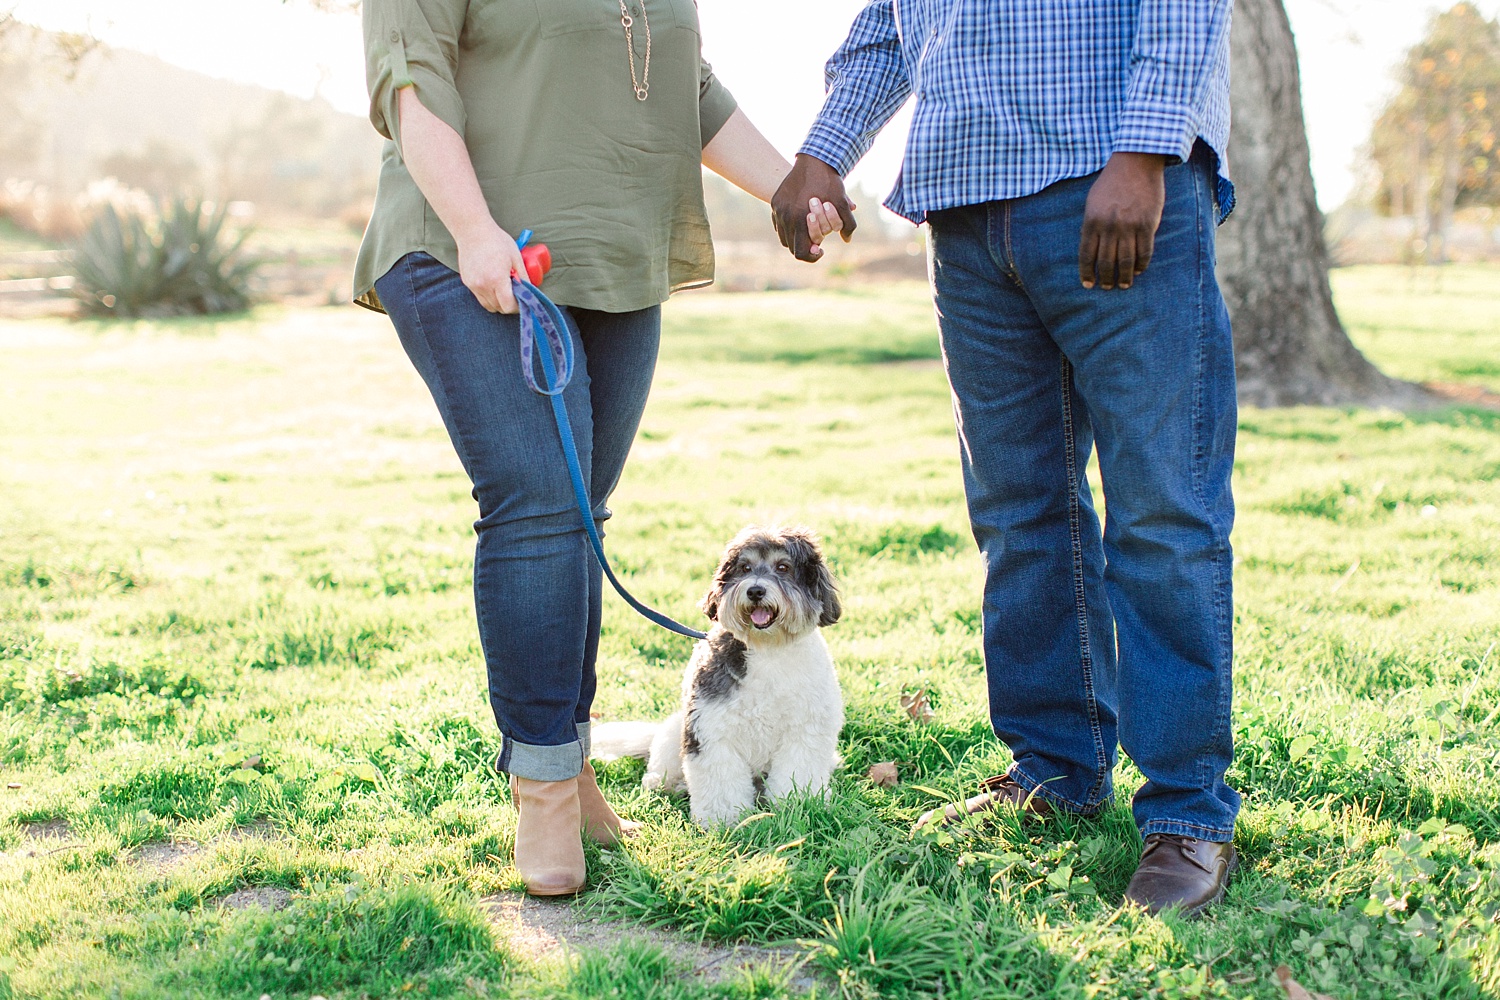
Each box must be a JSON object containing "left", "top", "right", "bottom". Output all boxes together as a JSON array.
[{"left": 692, "top": 808, "right": 738, "bottom": 829}]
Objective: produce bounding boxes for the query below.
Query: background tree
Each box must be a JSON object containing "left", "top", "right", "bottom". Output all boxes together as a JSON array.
[
  {"left": 1368, "top": 3, "right": 1500, "bottom": 262},
  {"left": 0, "top": 15, "right": 96, "bottom": 181},
  {"left": 0, "top": 14, "right": 43, "bottom": 180},
  {"left": 1218, "top": 0, "right": 1428, "bottom": 407}
]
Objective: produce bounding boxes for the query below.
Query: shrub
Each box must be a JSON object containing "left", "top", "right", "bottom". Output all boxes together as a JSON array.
[{"left": 71, "top": 196, "right": 257, "bottom": 317}]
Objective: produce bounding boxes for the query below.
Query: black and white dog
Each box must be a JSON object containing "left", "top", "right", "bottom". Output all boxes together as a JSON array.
[{"left": 592, "top": 526, "right": 844, "bottom": 827}]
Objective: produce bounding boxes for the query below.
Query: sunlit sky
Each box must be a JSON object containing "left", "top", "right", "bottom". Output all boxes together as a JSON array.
[{"left": 11, "top": 0, "right": 1496, "bottom": 215}]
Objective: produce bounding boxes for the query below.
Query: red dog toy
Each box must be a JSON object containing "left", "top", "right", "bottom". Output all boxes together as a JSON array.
[{"left": 515, "top": 229, "right": 552, "bottom": 286}]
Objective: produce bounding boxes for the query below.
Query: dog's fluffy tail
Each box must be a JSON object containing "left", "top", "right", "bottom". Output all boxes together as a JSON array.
[{"left": 590, "top": 721, "right": 659, "bottom": 760}]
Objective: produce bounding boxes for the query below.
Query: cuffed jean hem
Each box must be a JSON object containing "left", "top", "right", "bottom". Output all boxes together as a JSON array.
[
  {"left": 1008, "top": 763, "right": 1112, "bottom": 817},
  {"left": 494, "top": 731, "right": 586, "bottom": 781},
  {"left": 1140, "top": 818, "right": 1236, "bottom": 843}
]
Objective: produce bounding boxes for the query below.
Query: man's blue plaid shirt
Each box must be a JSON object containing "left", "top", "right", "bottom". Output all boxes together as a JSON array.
[{"left": 800, "top": 0, "right": 1234, "bottom": 225}]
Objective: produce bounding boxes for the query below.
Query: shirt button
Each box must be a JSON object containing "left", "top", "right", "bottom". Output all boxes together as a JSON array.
[{"left": 390, "top": 30, "right": 400, "bottom": 42}]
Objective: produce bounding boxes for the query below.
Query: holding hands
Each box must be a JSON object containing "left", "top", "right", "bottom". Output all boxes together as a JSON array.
[{"left": 772, "top": 154, "right": 858, "bottom": 262}]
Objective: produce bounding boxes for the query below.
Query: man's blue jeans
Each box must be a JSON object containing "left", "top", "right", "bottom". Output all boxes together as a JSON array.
[
  {"left": 376, "top": 252, "right": 660, "bottom": 781},
  {"left": 928, "top": 145, "right": 1240, "bottom": 840}
]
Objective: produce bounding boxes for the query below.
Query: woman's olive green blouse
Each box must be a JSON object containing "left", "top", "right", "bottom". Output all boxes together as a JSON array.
[{"left": 354, "top": 0, "right": 738, "bottom": 314}]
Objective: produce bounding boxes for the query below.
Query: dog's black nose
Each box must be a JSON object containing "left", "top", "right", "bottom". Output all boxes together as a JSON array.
[{"left": 747, "top": 585, "right": 766, "bottom": 602}]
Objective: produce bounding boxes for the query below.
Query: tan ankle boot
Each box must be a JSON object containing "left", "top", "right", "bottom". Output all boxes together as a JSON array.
[
  {"left": 509, "top": 775, "right": 586, "bottom": 896},
  {"left": 576, "top": 759, "right": 641, "bottom": 846}
]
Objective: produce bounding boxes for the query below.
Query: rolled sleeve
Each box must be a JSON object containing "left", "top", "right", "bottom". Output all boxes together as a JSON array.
[
  {"left": 797, "top": 0, "right": 910, "bottom": 177},
  {"left": 364, "top": 0, "right": 468, "bottom": 149},
  {"left": 1113, "top": 0, "right": 1231, "bottom": 163},
  {"left": 698, "top": 57, "right": 738, "bottom": 147},
  {"left": 1114, "top": 103, "right": 1198, "bottom": 164},
  {"left": 800, "top": 119, "right": 867, "bottom": 178}
]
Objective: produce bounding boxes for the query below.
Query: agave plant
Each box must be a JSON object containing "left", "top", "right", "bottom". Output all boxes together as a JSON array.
[{"left": 71, "top": 196, "right": 258, "bottom": 318}]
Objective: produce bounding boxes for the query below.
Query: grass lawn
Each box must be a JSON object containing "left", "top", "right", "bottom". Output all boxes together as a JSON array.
[{"left": 1, "top": 264, "right": 1498, "bottom": 999}]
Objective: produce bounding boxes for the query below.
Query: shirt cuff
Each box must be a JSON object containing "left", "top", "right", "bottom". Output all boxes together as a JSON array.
[
  {"left": 699, "top": 78, "right": 738, "bottom": 147},
  {"left": 369, "top": 31, "right": 466, "bottom": 149},
  {"left": 1113, "top": 103, "right": 1197, "bottom": 165},
  {"left": 798, "top": 118, "right": 863, "bottom": 177}
]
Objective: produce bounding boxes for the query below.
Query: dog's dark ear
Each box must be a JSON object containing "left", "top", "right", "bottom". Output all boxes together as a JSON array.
[
  {"left": 812, "top": 558, "right": 841, "bottom": 627},
  {"left": 701, "top": 539, "right": 744, "bottom": 621},
  {"left": 784, "top": 529, "right": 841, "bottom": 627}
]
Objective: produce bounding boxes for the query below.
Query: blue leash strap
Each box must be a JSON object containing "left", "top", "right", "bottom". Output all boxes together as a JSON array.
[{"left": 513, "top": 277, "right": 709, "bottom": 642}]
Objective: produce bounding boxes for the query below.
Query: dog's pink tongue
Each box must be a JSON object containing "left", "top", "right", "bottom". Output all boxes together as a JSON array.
[{"left": 750, "top": 608, "right": 773, "bottom": 627}]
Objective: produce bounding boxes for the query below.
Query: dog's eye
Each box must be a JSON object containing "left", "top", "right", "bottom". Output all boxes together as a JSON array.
[
  {"left": 738, "top": 562, "right": 752, "bottom": 574},
  {"left": 775, "top": 562, "right": 790, "bottom": 575}
]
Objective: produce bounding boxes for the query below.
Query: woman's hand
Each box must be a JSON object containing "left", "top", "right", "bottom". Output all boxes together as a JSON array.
[
  {"left": 456, "top": 221, "right": 530, "bottom": 314},
  {"left": 805, "top": 198, "right": 853, "bottom": 259}
]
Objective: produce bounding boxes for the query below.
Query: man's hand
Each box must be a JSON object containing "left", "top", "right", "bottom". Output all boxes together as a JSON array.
[
  {"left": 455, "top": 222, "right": 530, "bottom": 314},
  {"left": 773, "top": 154, "right": 857, "bottom": 262},
  {"left": 1078, "top": 152, "right": 1167, "bottom": 290}
]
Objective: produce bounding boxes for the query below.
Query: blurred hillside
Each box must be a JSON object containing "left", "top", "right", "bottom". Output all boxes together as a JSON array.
[
  {"left": 0, "top": 20, "right": 382, "bottom": 225},
  {"left": 0, "top": 19, "right": 925, "bottom": 314}
]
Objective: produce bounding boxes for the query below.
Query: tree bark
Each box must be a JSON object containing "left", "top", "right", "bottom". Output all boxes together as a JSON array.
[
  {"left": 1429, "top": 109, "right": 1463, "bottom": 262},
  {"left": 1217, "top": 0, "right": 1429, "bottom": 407}
]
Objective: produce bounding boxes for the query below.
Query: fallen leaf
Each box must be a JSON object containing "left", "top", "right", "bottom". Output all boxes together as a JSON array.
[
  {"left": 900, "top": 690, "right": 936, "bottom": 724},
  {"left": 240, "top": 755, "right": 262, "bottom": 770},
  {"left": 867, "top": 762, "right": 900, "bottom": 787},
  {"left": 1275, "top": 965, "right": 1334, "bottom": 1000}
]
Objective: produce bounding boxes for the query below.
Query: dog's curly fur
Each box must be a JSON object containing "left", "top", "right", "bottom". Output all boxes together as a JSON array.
[{"left": 591, "top": 526, "right": 844, "bottom": 826}]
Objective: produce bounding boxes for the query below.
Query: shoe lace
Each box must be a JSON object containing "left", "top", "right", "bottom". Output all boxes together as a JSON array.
[{"left": 1141, "top": 833, "right": 1210, "bottom": 871}]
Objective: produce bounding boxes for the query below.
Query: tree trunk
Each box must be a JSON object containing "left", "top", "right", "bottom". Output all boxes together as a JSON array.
[
  {"left": 1217, "top": 0, "right": 1429, "bottom": 407},
  {"left": 1412, "top": 132, "right": 1429, "bottom": 257},
  {"left": 1429, "top": 109, "right": 1463, "bottom": 262}
]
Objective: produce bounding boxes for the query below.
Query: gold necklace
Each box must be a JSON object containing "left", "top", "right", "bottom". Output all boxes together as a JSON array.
[{"left": 618, "top": 0, "right": 651, "bottom": 101}]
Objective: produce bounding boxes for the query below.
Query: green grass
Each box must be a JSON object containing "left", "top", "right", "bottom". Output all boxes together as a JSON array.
[
  {"left": 1336, "top": 265, "right": 1500, "bottom": 394},
  {"left": 0, "top": 266, "right": 1498, "bottom": 999}
]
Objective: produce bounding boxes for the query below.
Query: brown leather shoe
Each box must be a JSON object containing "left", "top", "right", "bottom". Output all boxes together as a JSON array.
[
  {"left": 576, "top": 759, "right": 641, "bottom": 847},
  {"left": 913, "top": 774, "right": 1055, "bottom": 830},
  {"left": 1123, "top": 834, "right": 1236, "bottom": 917},
  {"left": 510, "top": 776, "right": 587, "bottom": 896}
]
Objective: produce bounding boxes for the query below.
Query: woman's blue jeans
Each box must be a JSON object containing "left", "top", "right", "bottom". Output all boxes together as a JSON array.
[
  {"left": 929, "top": 145, "right": 1240, "bottom": 840},
  {"left": 376, "top": 252, "right": 660, "bottom": 781}
]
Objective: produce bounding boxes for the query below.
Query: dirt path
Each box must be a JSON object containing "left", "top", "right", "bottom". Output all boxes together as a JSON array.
[
  {"left": 7, "top": 820, "right": 818, "bottom": 987},
  {"left": 479, "top": 893, "right": 819, "bottom": 990},
  {"left": 1426, "top": 381, "right": 1500, "bottom": 410}
]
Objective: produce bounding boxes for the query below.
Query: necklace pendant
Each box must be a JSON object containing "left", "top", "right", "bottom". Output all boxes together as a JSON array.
[{"left": 635, "top": 87, "right": 649, "bottom": 101}]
